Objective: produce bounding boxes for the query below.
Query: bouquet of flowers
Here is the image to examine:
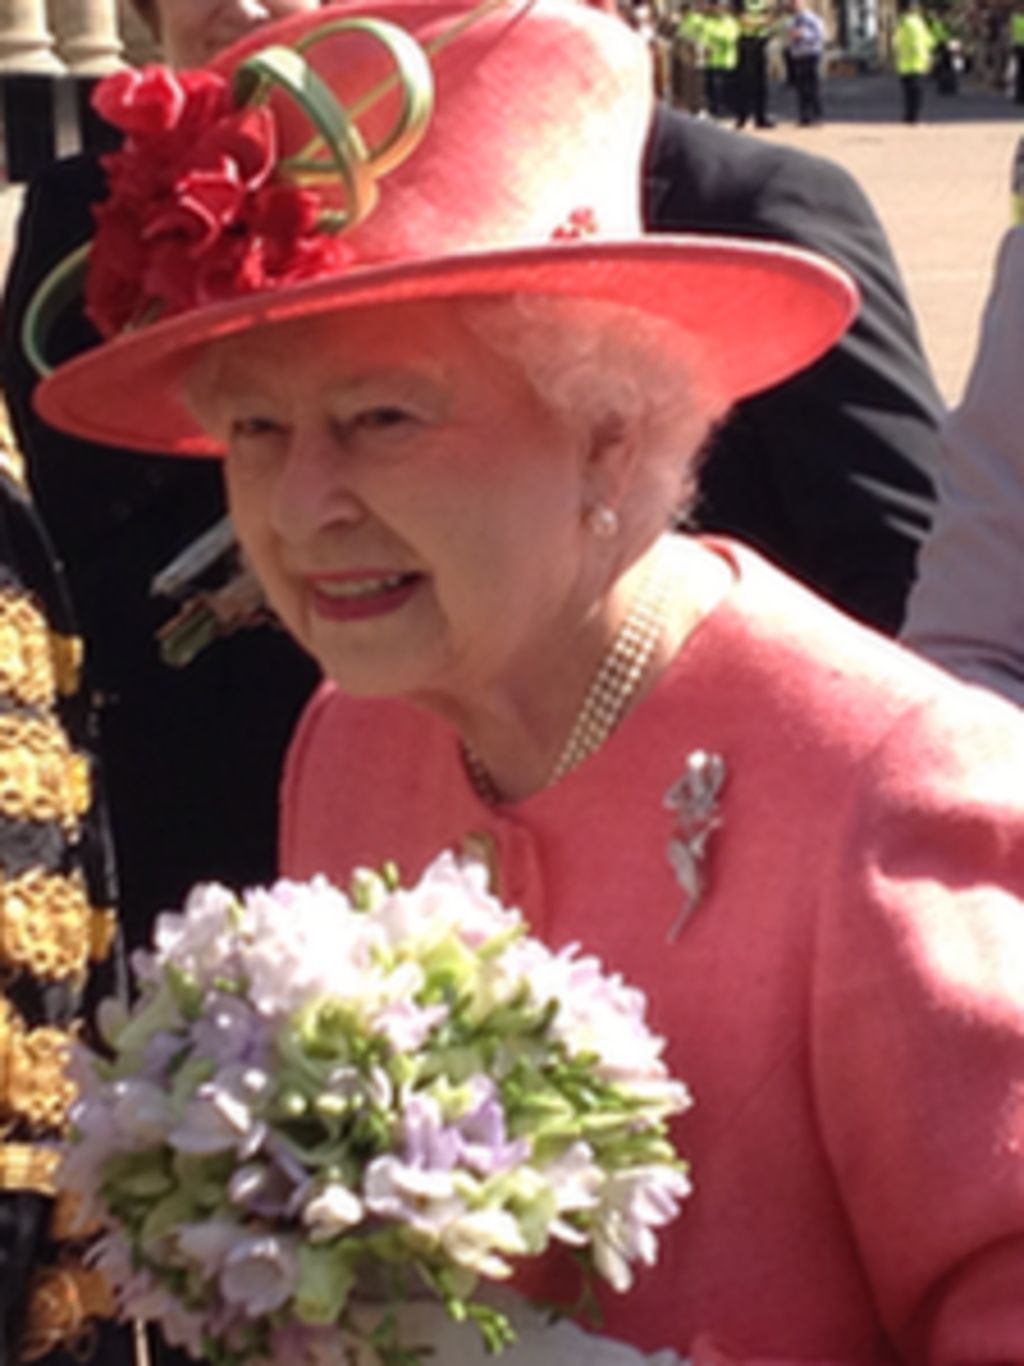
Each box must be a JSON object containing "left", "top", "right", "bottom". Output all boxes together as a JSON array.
[{"left": 63, "top": 853, "right": 691, "bottom": 1365}]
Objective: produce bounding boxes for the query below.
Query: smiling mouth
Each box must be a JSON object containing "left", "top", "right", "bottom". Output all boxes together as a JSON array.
[
  {"left": 315, "top": 573, "right": 418, "bottom": 600},
  {"left": 309, "top": 572, "right": 422, "bottom": 621}
]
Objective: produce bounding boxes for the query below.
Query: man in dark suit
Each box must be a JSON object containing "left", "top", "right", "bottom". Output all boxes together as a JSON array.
[
  {"left": 2, "top": 151, "right": 320, "bottom": 955},
  {"left": 644, "top": 105, "right": 942, "bottom": 632}
]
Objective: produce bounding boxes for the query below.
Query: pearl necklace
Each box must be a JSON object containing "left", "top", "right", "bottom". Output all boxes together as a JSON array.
[{"left": 462, "top": 550, "right": 673, "bottom": 805}]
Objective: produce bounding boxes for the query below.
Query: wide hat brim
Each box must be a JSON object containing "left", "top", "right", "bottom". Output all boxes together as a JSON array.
[{"left": 36, "top": 235, "right": 857, "bottom": 456}]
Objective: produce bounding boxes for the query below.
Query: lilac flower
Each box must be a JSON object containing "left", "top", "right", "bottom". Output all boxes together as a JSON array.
[
  {"left": 452, "top": 1077, "right": 530, "bottom": 1176},
  {"left": 220, "top": 1233, "right": 300, "bottom": 1316},
  {"left": 98, "top": 1077, "right": 172, "bottom": 1148},
  {"left": 141, "top": 1028, "right": 188, "bottom": 1079},
  {"left": 228, "top": 1161, "right": 302, "bottom": 1219},
  {"left": 177, "top": 1218, "right": 239, "bottom": 1278},
  {"left": 169, "top": 1064, "right": 269, "bottom": 1158},
  {"left": 190, "top": 993, "right": 268, "bottom": 1068},
  {"left": 106, "top": 1241, "right": 206, "bottom": 1359},
  {"left": 401, "top": 1093, "right": 461, "bottom": 1171}
]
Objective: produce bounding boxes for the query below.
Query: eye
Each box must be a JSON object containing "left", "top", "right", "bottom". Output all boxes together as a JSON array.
[
  {"left": 230, "top": 415, "right": 287, "bottom": 441},
  {"left": 351, "top": 406, "right": 417, "bottom": 433}
]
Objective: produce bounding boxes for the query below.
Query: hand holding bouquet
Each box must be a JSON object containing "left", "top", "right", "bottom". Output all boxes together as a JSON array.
[{"left": 64, "top": 854, "right": 691, "bottom": 1364}]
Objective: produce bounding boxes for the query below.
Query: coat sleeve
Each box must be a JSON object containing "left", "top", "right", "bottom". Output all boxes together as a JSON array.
[
  {"left": 901, "top": 226, "right": 1024, "bottom": 705},
  {"left": 812, "top": 686, "right": 1024, "bottom": 1361}
]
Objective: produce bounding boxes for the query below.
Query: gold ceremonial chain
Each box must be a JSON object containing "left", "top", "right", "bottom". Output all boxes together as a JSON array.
[
  {"left": 1, "top": 867, "right": 115, "bottom": 980},
  {"left": 463, "top": 550, "right": 673, "bottom": 804},
  {"left": 0, "top": 589, "right": 82, "bottom": 709},
  {"left": 0, "top": 712, "right": 91, "bottom": 831},
  {"left": 0, "top": 999, "right": 78, "bottom": 1132},
  {"left": 0, "top": 1142, "right": 60, "bottom": 1196}
]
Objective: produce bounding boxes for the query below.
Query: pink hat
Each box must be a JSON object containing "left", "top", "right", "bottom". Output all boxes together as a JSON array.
[{"left": 32, "top": 0, "right": 857, "bottom": 456}]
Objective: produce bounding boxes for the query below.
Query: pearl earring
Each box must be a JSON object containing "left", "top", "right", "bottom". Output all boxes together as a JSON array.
[{"left": 586, "top": 503, "right": 619, "bottom": 539}]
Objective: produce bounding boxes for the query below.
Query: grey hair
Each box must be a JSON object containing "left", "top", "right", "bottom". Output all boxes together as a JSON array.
[{"left": 458, "top": 294, "right": 731, "bottom": 531}]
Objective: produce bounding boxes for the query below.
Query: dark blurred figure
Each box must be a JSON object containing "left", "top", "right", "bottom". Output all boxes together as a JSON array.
[
  {"left": 644, "top": 107, "right": 943, "bottom": 631},
  {"left": 785, "top": 0, "right": 825, "bottom": 123},
  {"left": 734, "top": 0, "right": 776, "bottom": 128},
  {"left": 1012, "top": 0, "right": 1024, "bottom": 101},
  {"left": 0, "top": 0, "right": 322, "bottom": 957}
]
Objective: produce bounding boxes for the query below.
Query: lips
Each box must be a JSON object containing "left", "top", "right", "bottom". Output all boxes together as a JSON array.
[{"left": 307, "top": 571, "right": 421, "bottom": 622}]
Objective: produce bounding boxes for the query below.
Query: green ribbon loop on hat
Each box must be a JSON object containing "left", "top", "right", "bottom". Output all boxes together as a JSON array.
[
  {"left": 233, "top": 16, "right": 434, "bottom": 232},
  {"left": 292, "top": 17, "right": 435, "bottom": 181},
  {"left": 21, "top": 244, "right": 91, "bottom": 380}
]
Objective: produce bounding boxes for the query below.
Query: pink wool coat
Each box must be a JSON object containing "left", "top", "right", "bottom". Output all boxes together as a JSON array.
[{"left": 281, "top": 540, "right": 1024, "bottom": 1363}]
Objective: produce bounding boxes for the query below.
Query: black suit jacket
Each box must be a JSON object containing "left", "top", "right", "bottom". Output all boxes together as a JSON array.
[
  {"left": 644, "top": 106, "right": 943, "bottom": 632},
  {"left": 1, "top": 152, "right": 320, "bottom": 949}
]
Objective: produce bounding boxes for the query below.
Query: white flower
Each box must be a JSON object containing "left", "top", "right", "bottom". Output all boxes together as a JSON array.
[
  {"left": 301, "top": 1183, "right": 365, "bottom": 1241},
  {"left": 151, "top": 882, "right": 241, "bottom": 989},
  {"left": 590, "top": 1166, "right": 692, "bottom": 1292},
  {"left": 439, "top": 1207, "right": 529, "bottom": 1278},
  {"left": 363, "top": 1154, "right": 465, "bottom": 1236},
  {"left": 239, "top": 878, "right": 379, "bottom": 1018},
  {"left": 373, "top": 853, "right": 522, "bottom": 957}
]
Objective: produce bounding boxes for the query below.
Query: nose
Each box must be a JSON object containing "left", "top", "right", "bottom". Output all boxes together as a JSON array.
[{"left": 268, "top": 422, "right": 366, "bottom": 547}]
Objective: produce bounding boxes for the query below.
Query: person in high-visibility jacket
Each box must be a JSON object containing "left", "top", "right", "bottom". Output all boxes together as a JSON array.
[
  {"left": 1011, "top": 0, "right": 1024, "bottom": 103},
  {"left": 702, "top": 0, "right": 740, "bottom": 117},
  {"left": 674, "top": 0, "right": 709, "bottom": 113},
  {"left": 735, "top": 0, "right": 777, "bottom": 127},
  {"left": 892, "top": 0, "right": 934, "bottom": 123}
]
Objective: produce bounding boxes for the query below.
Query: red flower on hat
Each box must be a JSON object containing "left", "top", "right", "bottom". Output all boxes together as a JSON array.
[{"left": 86, "top": 66, "right": 350, "bottom": 338}]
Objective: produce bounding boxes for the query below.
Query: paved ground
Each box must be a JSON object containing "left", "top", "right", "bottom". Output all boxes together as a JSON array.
[
  {"left": 755, "top": 72, "right": 1022, "bottom": 404},
  {"left": 0, "top": 72, "right": 1019, "bottom": 405}
]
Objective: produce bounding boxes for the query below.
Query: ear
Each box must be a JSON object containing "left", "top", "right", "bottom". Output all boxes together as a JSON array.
[{"left": 582, "top": 410, "right": 642, "bottom": 517}]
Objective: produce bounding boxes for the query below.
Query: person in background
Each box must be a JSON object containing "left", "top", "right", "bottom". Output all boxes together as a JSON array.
[
  {"left": 644, "top": 103, "right": 943, "bottom": 632},
  {"left": 35, "top": 4, "right": 1024, "bottom": 1355},
  {"left": 733, "top": 0, "right": 776, "bottom": 128},
  {"left": 902, "top": 156, "right": 1024, "bottom": 704},
  {"left": 785, "top": 0, "right": 825, "bottom": 123},
  {"left": 892, "top": 0, "right": 935, "bottom": 123},
  {"left": 701, "top": 0, "right": 739, "bottom": 116},
  {"left": 1012, "top": 0, "right": 1024, "bottom": 101},
  {"left": 0, "top": 399, "right": 129, "bottom": 1366},
  {"left": 0, "top": 0, "right": 322, "bottom": 954},
  {"left": 673, "top": 0, "right": 708, "bottom": 113},
  {"left": 928, "top": 7, "right": 959, "bottom": 94},
  {"left": 574, "top": 0, "right": 943, "bottom": 635}
]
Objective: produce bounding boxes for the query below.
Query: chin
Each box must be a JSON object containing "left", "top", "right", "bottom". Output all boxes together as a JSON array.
[{"left": 314, "top": 647, "right": 438, "bottom": 701}]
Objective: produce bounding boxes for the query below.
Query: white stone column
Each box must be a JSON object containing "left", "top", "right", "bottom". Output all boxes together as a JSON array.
[
  {"left": 50, "top": 0, "right": 124, "bottom": 74},
  {"left": 0, "top": 0, "right": 64, "bottom": 72}
]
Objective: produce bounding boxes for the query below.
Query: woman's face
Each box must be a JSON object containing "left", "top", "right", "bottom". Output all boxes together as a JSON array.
[
  {"left": 191, "top": 302, "right": 604, "bottom": 711},
  {"left": 151, "top": 0, "right": 319, "bottom": 68}
]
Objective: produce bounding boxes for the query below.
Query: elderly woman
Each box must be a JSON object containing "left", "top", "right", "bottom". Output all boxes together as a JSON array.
[{"left": 33, "top": 0, "right": 1024, "bottom": 1359}]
